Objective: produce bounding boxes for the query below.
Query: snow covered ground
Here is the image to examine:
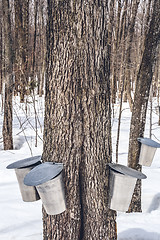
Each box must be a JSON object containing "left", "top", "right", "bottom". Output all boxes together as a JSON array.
[
  {"left": 0, "top": 95, "right": 43, "bottom": 240},
  {"left": 0, "top": 95, "right": 160, "bottom": 240},
  {"left": 112, "top": 100, "right": 160, "bottom": 240}
]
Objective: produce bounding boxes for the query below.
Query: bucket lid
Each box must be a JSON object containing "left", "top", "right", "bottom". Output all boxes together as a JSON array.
[
  {"left": 24, "top": 162, "right": 63, "bottom": 186},
  {"left": 6, "top": 155, "right": 42, "bottom": 169},
  {"left": 108, "top": 163, "right": 147, "bottom": 179},
  {"left": 137, "top": 137, "right": 160, "bottom": 148}
]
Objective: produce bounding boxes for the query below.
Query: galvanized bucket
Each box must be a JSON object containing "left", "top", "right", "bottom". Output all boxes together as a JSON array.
[
  {"left": 138, "top": 138, "right": 160, "bottom": 167},
  {"left": 108, "top": 163, "right": 147, "bottom": 212},
  {"left": 7, "top": 156, "right": 42, "bottom": 202},
  {"left": 24, "top": 162, "right": 66, "bottom": 215}
]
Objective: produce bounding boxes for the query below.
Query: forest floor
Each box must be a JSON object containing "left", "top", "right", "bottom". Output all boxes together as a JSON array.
[{"left": 0, "top": 95, "right": 160, "bottom": 240}]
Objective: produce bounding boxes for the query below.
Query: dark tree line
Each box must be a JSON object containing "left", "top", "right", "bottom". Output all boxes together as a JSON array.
[{"left": 1, "top": 0, "right": 47, "bottom": 149}]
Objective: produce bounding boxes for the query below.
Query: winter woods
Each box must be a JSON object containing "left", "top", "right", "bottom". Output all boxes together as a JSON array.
[{"left": 0, "top": 0, "right": 160, "bottom": 239}]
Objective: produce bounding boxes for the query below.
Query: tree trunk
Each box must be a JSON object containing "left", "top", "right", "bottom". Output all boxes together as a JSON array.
[
  {"left": 2, "top": 0, "right": 14, "bottom": 150},
  {"left": 0, "top": 5, "right": 2, "bottom": 94},
  {"left": 14, "top": 0, "right": 29, "bottom": 101},
  {"left": 124, "top": 0, "right": 140, "bottom": 110},
  {"left": 128, "top": 0, "right": 160, "bottom": 212},
  {"left": 111, "top": 0, "right": 121, "bottom": 104},
  {"left": 14, "top": 0, "right": 21, "bottom": 95},
  {"left": 43, "top": 1, "right": 117, "bottom": 239},
  {"left": 38, "top": 1, "right": 46, "bottom": 97},
  {"left": 118, "top": 0, "right": 128, "bottom": 100}
]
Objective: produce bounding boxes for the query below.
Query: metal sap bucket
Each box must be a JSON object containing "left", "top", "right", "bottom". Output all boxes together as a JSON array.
[
  {"left": 24, "top": 162, "right": 66, "bottom": 215},
  {"left": 7, "top": 156, "right": 41, "bottom": 202},
  {"left": 138, "top": 138, "right": 160, "bottom": 167},
  {"left": 108, "top": 163, "right": 147, "bottom": 212}
]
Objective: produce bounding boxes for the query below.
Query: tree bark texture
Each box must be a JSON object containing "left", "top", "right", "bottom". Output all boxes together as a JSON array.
[
  {"left": 0, "top": 5, "right": 2, "bottom": 94},
  {"left": 124, "top": 0, "right": 140, "bottom": 110},
  {"left": 118, "top": 0, "right": 128, "bottom": 99},
  {"left": 128, "top": 0, "right": 160, "bottom": 212},
  {"left": 110, "top": 0, "right": 121, "bottom": 104},
  {"left": 14, "top": 0, "right": 29, "bottom": 101},
  {"left": 43, "top": 0, "right": 117, "bottom": 239},
  {"left": 2, "top": 0, "right": 14, "bottom": 150},
  {"left": 30, "top": 0, "right": 38, "bottom": 92}
]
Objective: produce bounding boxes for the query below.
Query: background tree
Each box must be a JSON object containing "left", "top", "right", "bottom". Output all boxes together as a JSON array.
[
  {"left": 0, "top": 1, "right": 2, "bottom": 94},
  {"left": 127, "top": 0, "right": 160, "bottom": 212},
  {"left": 0, "top": 0, "right": 47, "bottom": 148},
  {"left": 42, "top": 0, "right": 117, "bottom": 239},
  {"left": 123, "top": 0, "right": 140, "bottom": 110},
  {"left": 14, "top": 0, "right": 29, "bottom": 101},
  {"left": 2, "top": 0, "right": 14, "bottom": 150}
]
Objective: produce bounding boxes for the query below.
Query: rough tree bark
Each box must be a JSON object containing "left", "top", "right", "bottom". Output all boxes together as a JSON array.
[
  {"left": 14, "top": 0, "right": 29, "bottom": 101},
  {"left": 42, "top": 0, "right": 117, "bottom": 239},
  {"left": 123, "top": 0, "right": 140, "bottom": 110},
  {"left": 111, "top": 0, "right": 121, "bottom": 104},
  {"left": 118, "top": 0, "right": 128, "bottom": 99},
  {"left": 128, "top": 0, "right": 160, "bottom": 212},
  {"left": 2, "top": 0, "right": 14, "bottom": 150},
  {"left": 30, "top": 0, "right": 38, "bottom": 93},
  {"left": 0, "top": 3, "right": 2, "bottom": 94},
  {"left": 37, "top": 1, "right": 46, "bottom": 97}
]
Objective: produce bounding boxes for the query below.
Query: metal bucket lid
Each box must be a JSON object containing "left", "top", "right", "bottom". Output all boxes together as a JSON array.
[
  {"left": 24, "top": 162, "right": 63, "bottom": 186},
  {"left": 108, "top": 163, "right": 147, "bottom": 179},
  {"left": 6, "top": 156, "right": 42, "bottom": 169},
  {"left": 137, "top": 137, "right": 160, "bottom": 148}
]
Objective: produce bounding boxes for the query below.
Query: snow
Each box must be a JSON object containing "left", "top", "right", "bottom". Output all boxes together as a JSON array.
[
  {"left": 0, "top": 95, "right": 43, "bottom": 240},
  {"left": 112, "top": 100, "right": 160, "bottom": 240},
  {"left": 0, "top": 95, "right": 160, "bottom": 239}
]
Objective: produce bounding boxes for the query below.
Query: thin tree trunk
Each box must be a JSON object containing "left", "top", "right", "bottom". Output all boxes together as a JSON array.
[
  {"left": 30, "top": 0, "right": 38, "bottom": 92},
  {"left": 116, "top": 79, "right": 125, "bottom": 163},
  {"left": 0, "top": 6, "right": 2, "bottom": 94},
  {"left": 21, "top": 0, "right": 29, "bottom": 98},
  {"left": 38, "top": 2, "right": 46, "bottom": 97},
  {"left": 124, "top": 0, "right": 140, "bottom": 110},
  {"left": 14, "top": 0, "right": 20, "bottom": 95},
  {"left": 118, "top": 0, "right": 128, "bottom": 100},
  {"left": 108, "top": 0, "right": 115, "bottom": 104},
  {"left": 111, "top": 0, "right": 121, "bottom": 104},
  {"left": 2, "top": 0, "right": 14, "bottom": 150},
  {"left": 43, "top": 1, "right": 117, "bottom": 239},
  {"left": 149, "top": 86, "right": 153, "bottom": 138},
  {"left": 14, "top": 0, "right": 29, "bottom": 101},
  {"left": 128, "top": 0, "right": 160, "bottom": 212}
]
